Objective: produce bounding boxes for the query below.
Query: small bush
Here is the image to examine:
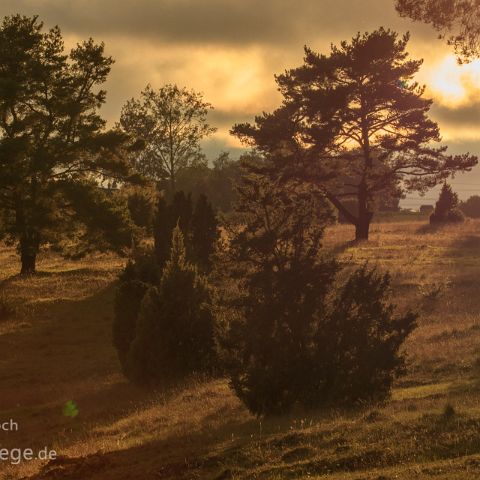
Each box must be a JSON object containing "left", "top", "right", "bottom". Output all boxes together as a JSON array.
[
  {"left": 314, "top": 267, "right": 418, "bottom": 405},
  {"left": 430, "top": 184, "right": 464, "bottom": 224},
  {"left": 228, "top": 264, "right": 417, "bottom": 416},
  {"left": 126, "top": 225, "right": 217, "bottom": 385},
  {"left": 118, "top": 249, "right": 159, "bottom": 285},
  {"left": 442, "top": 403, "right": 456, "bottom": 421}
]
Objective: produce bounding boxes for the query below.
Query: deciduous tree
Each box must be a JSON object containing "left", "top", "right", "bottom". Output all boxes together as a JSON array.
[{"left": 120, "top": 84, "right": 216, "bottom": 192}]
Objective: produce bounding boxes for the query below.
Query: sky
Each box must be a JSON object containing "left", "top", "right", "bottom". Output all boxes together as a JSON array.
[{"left": 1, "top": 0, "right": 479, "bottom": 208}]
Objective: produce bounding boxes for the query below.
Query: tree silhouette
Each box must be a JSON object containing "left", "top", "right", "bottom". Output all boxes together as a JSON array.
[
  {"left": 396, "top": 0, "right": 480, "bottom": 61},
  {"left": 430, "top": 182, "right": 464, "bottom": 223},
  {"left": 0, "top": 15, "right": 137, "bottom": 274},
  {"left": 224, "top": 156, "right": 417, "bottom": 415},
  {"left": 233, "top": 29, "right": 477, "bottom": 240},
  {"left": 460, "top": 195, "right": 480, "bottom": 218},
  {"left": 191, "top": 194, "right": 219, "bottom": 271},
  {"left": 126, "top": 225, "right": 216, "bottom": 385},
  {"left": 120, "top": 84, "right": 216, "bottom": 192}
]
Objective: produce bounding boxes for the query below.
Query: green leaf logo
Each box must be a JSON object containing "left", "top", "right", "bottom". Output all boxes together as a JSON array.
[{"left": 63, "top": 400, "right": 79, "bottom": 418}]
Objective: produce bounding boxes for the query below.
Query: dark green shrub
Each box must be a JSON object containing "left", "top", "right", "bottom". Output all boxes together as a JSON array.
[
  {"left": 430, "top": 183, "right": 464, "bottom": 224},
  {"left": 126, "top": 187, "right": 155, "bottom": 232},
  {"left": 114, "top": 248, "right": 159, "bottom": 372},
  {"left": 113, "top": 279, "right": 150, "bottom": 373},
  {"left": 225, "top": 157, "right": 417, "bottom": 416},
  {"left": 126, "top": 225, "right": 217, "bottom": 385},
  {"left": 154, "top": 191, "right": 218, "bottom": 271},
  {"left": 191, "top": 194, "right": 219, "bottom": 271},
  {"left": 313, "top": 267, "right": 418, "bottom": 405},
  {"left": 153, "top": 191, "right": 194, "bottom": 267},
  {"left": 118, "top": 250, "right": 160, "bottom": 285}
]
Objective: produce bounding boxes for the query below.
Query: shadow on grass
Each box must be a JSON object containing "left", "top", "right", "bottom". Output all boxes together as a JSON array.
[
  {"left": 415, "top": 222, "right": 443, "bottom": 235},
  {"left": 450, "top": 234, "right": 480, "bottom": 250}
]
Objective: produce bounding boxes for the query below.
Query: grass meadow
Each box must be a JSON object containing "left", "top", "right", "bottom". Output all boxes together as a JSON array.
[{"left": 2, "top": 217, "right": 480, "bottom": 479}]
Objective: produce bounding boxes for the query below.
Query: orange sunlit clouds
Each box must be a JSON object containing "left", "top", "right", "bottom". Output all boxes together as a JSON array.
[
  {"left": 9, "top": 0, "right": 478, "bottom": 161},
  {"left": 422, "top": 55, "right": 480, "bottom": 107}
]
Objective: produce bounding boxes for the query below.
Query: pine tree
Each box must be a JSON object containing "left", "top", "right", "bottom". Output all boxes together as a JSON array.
[
  {"left": 126, "top": 225, "right": 217, "bottom": 385},
  {"left": 232, "top": 29, "right": 476, "bottom": 241},
  {"left": 0, "top": 15, "right": 137, "bottom": 274}
]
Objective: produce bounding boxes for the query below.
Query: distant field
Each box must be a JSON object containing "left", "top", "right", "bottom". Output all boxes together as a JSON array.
[{"left": 2, "top": 219, "right": 480, "bottom": 479}]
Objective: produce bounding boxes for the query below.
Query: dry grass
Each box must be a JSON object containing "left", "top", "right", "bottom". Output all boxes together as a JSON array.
[{"left": 2, "top": 219, "right": 480, "bottom": 479}]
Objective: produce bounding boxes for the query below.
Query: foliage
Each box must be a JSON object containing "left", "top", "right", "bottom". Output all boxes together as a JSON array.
[
  {"left": 316, "top": 267, "right": 418, "bottom": 405},
  {"left": 154, "top": 191, "right": 193, "bottom": 267},
  {"left": 430, "top": 183, "right": 465, "bottom": 223},
  {"left": 232, "top": 28, "right": 477, "bottom": 240},
  {"left": 125, "top": 186, "right": 156, "bottom": 232},
  {"left": 396, "top": 0, "right": 480, "bottom": 61},
  {"left": 113, "top": 278, "right": 151, "bottom": 373},
  {"left": 120, "top": 84, "right": 216, "bottom": 192},
  {"left": 171, "top": 151, "right": 243, "bottom": 213},
  {"left": 0, "top": 15, "right": 137, "bottom": 274},
  {"left": 154, "top": 191, "right": 218, "bottom": 271},
  {"left": 224, "top": 158, "right": 417, "bottom": 416},
  {"left": 126, "top": 225, "right": 217, "bottom": 385},
  {"left": 460, "top": 195, "right": 480, "bottom": 218},
  {"left": 191, "top": 194, "right": 219, "bottom": 271}
]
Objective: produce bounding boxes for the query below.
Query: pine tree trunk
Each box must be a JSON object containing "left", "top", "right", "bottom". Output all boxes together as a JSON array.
[
  {"left": 20, "top": 251, "right": 36, "bottom": 275},
  {"left": 355, "top": 217, "right": 371, "bottom": 241},
  {"left": 19, "top": 232, "right": 39, "bottom": 275},
  {"left": 355, "top": 183, "right": 373, "bottom": 241}
]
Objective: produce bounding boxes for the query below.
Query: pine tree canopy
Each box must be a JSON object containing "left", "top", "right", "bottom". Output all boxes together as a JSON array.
[
  {"left": 396, "top": 0, "right": 480, "bottom": 61},
  {"left": 0, "top": 15, "right": 139, "bottom": 273},
  {"left": 232, "top": 28, "right": 477, "bottom": 240}
]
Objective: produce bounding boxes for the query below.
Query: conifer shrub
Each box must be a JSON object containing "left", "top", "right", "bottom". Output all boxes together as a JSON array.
[
  {"left": 312, "top": 266, "right": 418, "bottom": 406},
  {"left": 113, "top": 247, "right": 159, "bottom": 373},
  {"left": 224, "top": 156, "right": 418, "bottom": 416},
  {"left": 430, "top": 183, "right": 465, "bottom": 224},
  {"left": 154, "top": 191, "right": 218, "bottom": 271},
  {"left": 126, "top": 226, "right": 217, "bottom": 385},
  {"left": 191, "top": 194, "right": 219, "bottom": 271},
  {"left": 113, "top": 279, "right": 150, "bottom": 373},
  {"left": 154, "top": 191, "right": 193, "bottom": 267},
  {"left": 113, "top": 190, "right": 218, "bottom": 380}
]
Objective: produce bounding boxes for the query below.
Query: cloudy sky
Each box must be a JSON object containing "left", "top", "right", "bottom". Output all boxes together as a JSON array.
[{"left": 2, "top": 0, "right": 479, "bottom": 206}]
